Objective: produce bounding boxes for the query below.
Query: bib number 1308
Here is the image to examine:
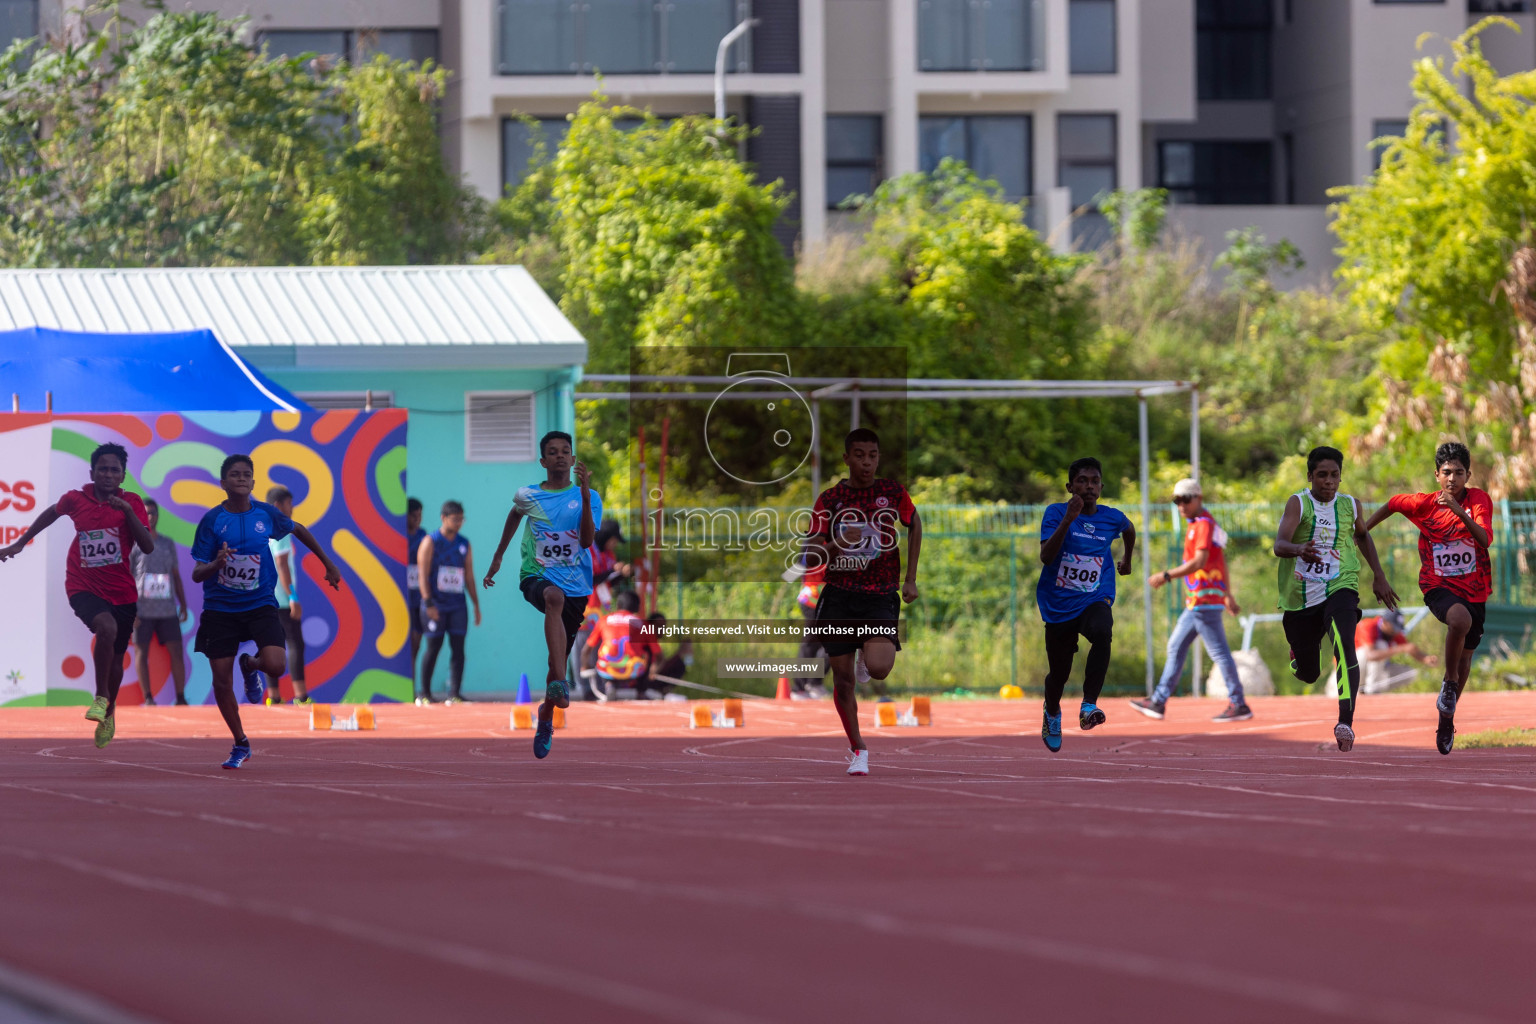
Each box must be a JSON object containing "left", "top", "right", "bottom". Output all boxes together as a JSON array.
[{"left": 1055, "top": 554, "right": 1103, "bottom": 593}]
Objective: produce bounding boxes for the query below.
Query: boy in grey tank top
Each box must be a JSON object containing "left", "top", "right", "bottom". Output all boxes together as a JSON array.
[{"left": 130, "top": 498, "right": 190, "bottom": 705}]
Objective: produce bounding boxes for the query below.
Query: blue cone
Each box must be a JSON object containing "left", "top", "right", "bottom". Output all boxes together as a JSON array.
[{"left": 515, "top": 673, "right": 532, "bottom": 704}]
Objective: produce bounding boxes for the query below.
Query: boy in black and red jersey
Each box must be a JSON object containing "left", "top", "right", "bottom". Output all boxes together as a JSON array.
[
  {"left": 1363, "top": 441, "right": 1492, "bottom": 755},
  {"left": 802, "top": 428, "right": 922, "bottom": 777}
]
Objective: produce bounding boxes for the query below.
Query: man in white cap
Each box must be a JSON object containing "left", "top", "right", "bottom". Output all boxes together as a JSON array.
[{"left": 1131, "top": 478, "right": 1251, "bottom": 721}]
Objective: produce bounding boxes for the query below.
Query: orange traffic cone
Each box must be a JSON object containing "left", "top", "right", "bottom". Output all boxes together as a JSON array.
[{"left": 775, "top": 676, "right": 792, "bottom": 700}]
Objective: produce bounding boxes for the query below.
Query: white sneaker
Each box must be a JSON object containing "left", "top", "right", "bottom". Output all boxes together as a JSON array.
[
  {"left": 413, "top": 696, "right": 431, "bottom": 707},
  {"left": 806, "top": 683, "right": 828, "bottom": 699},
  {"left": 846, "top": 748, "right": 869, "bottom": 776},
  {"left": 854, "top": 653, "right": 871, "bottom": 686},
  {"left": 1334, "top": 722, "right": 1355, "bottom": 752}
]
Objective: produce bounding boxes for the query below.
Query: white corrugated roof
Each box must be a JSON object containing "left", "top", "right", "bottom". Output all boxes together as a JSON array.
[{"left": 0, "top": 266, "right": 584, "bottom": 350}]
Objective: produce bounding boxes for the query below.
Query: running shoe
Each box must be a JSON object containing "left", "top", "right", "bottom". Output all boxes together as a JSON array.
[
  {"left": 221, "top": 741, "right": 251, "bottom": 769},
  {"left": 546, "top": 678, "right": 569, "bottom": 707},
  {"left": 1288, "top": 647, "right": 1299, "bottom": 678},
  {"left": 443, "top": 696, "right": 463, "bottom": 706},
  {"left": 1079, "top": 703, "right": 1107, "bottom": 731},
  {"left": 174, "top": 697, "right": 189, "bottom": 706},
  {"left": 1128, "top": 698, "right": 1165, "bottom": 720},
  {"left": 1041, "top": 710, "right": 1063, "bottom": 752},
  {"left": 846, "top": 749, "right": 869, "bottom": 776},
  {"left": 93, "top": 715, "right": 115, "bottom": 749},
  {"left": 854, "top": 652, "right": 871, "bottom": 686},
  {"left": 1436, "top": 711, "right": 1455, "bottom": 756},
  {"left": 84, "top": 696, "right": 109, "bottom": 723},
  {"left": 293, "top": 696, "right": 313, "bottom": 706},
  {"left": 264, "top": 695, "right": 284, "bottom": 706},
  {"left": 533, "top": 718, "right": 554, "bottom": 759},
  {"left": 1436, "top": 681, "right": 1459, "bottom": 718},
  {"left": 1333, "top": 722, "right": 1355, "bottom": 752},
  {"left": 413, "top": 696, "right": 434, "bottom": 707},
  {"left": 240, "top": 660, "right": 266, "bottom": 705},
  {"left": 805, "top": 684, "right": 828, "bottom": 700},
  {"left": 1212, "top": 703, "right": 1254, "bottom": 722}
]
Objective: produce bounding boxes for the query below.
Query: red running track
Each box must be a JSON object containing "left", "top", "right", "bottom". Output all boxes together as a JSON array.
[{"left": 2, "top": 693, "right": 1535, "bottom": 1024}]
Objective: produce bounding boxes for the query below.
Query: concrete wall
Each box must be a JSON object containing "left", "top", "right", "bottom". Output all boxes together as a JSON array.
[
  {"left": 1347, "top": 0, "right": 1460, "bottom": 186},
  {"left": 240, "top": 359, "right": 584, "bottom": 699},
  {"left": 825, "top": 0, "right": 888, "bottom": 113},
  {"left": 1138, "top": 0, "right": 1194, "bottom": 123},
  {"left": 1167, "top": 203, "right": 1336, "bottom": 291},
  {"left": 1475, "top": 12, "right": 1536, "bottom": 78}
]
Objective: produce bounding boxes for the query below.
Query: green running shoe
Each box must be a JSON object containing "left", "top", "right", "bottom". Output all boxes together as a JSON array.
[
  {"left": 84, "top": 696, "right": 109, "bottom": 723},
  {"left": 94, "top": 715, "right": 116, "bottom": 749}
]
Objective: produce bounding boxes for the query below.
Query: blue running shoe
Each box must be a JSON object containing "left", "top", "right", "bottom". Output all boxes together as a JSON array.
[
  {"left": 1079, "top": 702, "right": 1107, "bottom": 731},
  {"left": 240, "top": 658, "right": 266, "bottom": 705},
  {"left": 533, "top": 718, "right": 554, "bottom": 759},
  {"left": 221, "top": 742, "right": 251, "bottom": 770},
  {"left": 1041, "top": 710, "right": 1063, "bottom": 753},
  {"left": 546, "top": 678, "right": 569, "bottom": 708}
]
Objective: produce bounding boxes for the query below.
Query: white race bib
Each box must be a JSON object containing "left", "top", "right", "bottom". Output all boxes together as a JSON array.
[
  {"left": 835, "top": 522, "right": 880, "bottom": 569},
  {"left": 1294, "top": 549, "right": 1341, "bottom": 583},
  {"left": 78, "top": 529, "right": 121, "bottom": 568},
  {"left": 536, "top": 531, "right": 582, "bottom": 569},
  {"left": 436, "top": 565, "right": 466, "bottom": 594},
  {"left": 218, "top": 553, "right": 262, "bottom": 592},
  {"left": 1055, "top": 553, "right": 1104, "bottom": 593},
  {"left": 139, "top": 573, "right": 173, "bottom": 600},
  {"left": 1432, "top": 539, "right": 1476, "bottom": 577},
  {"left": 406, "top": 564, "right": 420, "bottom": 591}
]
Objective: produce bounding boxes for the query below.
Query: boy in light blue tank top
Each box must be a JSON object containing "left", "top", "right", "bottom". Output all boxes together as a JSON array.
[{"left": 484, "top": 431, "right": 599, "bottom": 761}]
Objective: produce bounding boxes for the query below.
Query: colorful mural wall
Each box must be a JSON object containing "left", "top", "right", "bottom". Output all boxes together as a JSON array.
[{"left": 0, "top": 410, "right": 410, "bottom": 707}]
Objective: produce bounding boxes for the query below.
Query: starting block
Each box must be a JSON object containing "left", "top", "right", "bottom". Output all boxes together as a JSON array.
[
  {"left": 510, "top": 706, "right": 565, "bottom": 730},
  {"left": 875, "top": 696, "right": 931, "bottom": 728},
  {"left": 689, "top": 698, "right": 744, "bottom": 729},
  {"left": 309, "top": 704, "right": 376, "bottom": 731}
]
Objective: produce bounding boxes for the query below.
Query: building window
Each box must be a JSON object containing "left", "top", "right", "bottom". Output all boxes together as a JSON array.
[
  {"left": 1, "top": 0, "right": 37, "bottom": 52},
  {"left": 1058, "top": 114, "right": 1116, "bottom": 247},
  {"left": 1196, "top": 0, "right": 1271, "bottom": 101},
  {"left": 917, "top": 0, "right": 1045, "bottom": 72},
  {"left": 502, "top": 117, "right": 571, "bottom": 193},
  {"left": 497, "top": 0, "right": 751, "bottom": 75},
  {"left": 1371, "top": 119, "right": 1409, "bottom": 171},
  {"left": 1374, "top": 0, "right": 1445, "bottom": 4},
  {"left": 466, "top": 392, "right": 537, "bottom": 463},
  {"left": 1158, "top": 140, "right": 1273, "bottom": 204},
  {"left": 1069, "top": 0, "right": 1116, "bottom": 74},
  {"left": 920, "top": 115, "right": 1032, "bottom": 200},
  {"left": 1469, "top": 1, "right": 1527, "bottom": 11},
  {"left": 294, "top": 391, "right": 397, "bottom": 410},
  {"left": 826, "top": 116, "right": 884, "bottom": 208},
  {"left": 258, "top": 29, "right": 439, "bottom": 65}
]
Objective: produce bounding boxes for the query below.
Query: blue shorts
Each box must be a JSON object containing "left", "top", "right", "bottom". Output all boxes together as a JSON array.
[{"left": 422, "top": 604, "right": 468, "bottom": 637}]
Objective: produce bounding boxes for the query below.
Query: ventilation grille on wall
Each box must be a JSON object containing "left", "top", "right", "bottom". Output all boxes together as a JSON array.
[{"left": 465, "top": 392, "right": 536, "bottom": 462}]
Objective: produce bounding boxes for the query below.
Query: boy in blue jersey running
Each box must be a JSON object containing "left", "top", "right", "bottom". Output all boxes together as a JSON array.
[
  {"left": 484, "top": 431, "right": 600, "bottom": 760},
  {"left": 191, "top": 454, "right": 341, "bottom": 769},
  {"left": 1036, "top": 457, "right": 1135, "bottom": 752}
]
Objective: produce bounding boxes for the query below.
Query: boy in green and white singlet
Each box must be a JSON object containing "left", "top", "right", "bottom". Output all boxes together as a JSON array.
[{"left": 1273, "top": 446, "right": 1399, "bottom": 751}]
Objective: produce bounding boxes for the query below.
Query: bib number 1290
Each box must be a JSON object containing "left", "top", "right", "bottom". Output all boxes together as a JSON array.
[{"left": 1432, "top": 540, "right": 1476, "bottom": 577}]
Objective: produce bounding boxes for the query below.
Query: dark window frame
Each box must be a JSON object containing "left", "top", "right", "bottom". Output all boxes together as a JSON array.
[
  {"left": 916, "top": 0, "right": 1044, "bottom": 73},
  {"left": 256, "top": 28, "right": 440, "bottom": 65},
  {"left": 825, "top": 114, "right": 884, "bottom": 209},
  {"left": 1196, "top": 0, "right": 1272, "bottom": 101},
  {"left": 496, "top": 0, "right": 752, "bottom": 76},
  {"left": 1069, "top": 0, "right": 1117, "bottom": 75},
  {"left": 1157, "top": 139, "right": 1274, "bottom": 205},
  {"left": 918, "top": 113, "right": 1034, "bottom": 201}
]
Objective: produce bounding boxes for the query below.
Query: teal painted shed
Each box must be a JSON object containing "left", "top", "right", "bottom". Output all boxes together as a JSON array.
[{"left": 0, "top": 266, "right": 589, "bottom": 698}]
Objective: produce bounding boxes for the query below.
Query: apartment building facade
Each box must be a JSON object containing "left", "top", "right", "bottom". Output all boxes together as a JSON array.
[{"left": 7, "top": 0, "right": 1536, "bottom": 270}]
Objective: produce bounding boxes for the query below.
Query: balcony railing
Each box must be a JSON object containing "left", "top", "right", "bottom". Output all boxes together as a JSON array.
[
  {"left": 498, "top": 0, "right": 752, "bottom": 74},
  {"left": 918, "top": 0, "right": 1045, "bottom": 72}
]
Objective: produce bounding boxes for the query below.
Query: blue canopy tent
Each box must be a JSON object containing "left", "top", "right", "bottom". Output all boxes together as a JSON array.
[{"left": 0, "top": 326, "right": 307, "bottom": 412}]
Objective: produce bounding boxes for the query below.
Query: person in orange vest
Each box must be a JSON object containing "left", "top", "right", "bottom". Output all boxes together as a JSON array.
[{"left": 585, "top": 590, "right": 660, "bottom": 699}]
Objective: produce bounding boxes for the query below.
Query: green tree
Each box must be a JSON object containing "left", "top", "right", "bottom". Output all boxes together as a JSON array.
[
  {"left": 1332, "top": 17, "right": 1536, "bottom": 495},
  {"left": 0, "top": 2, "right": 481, "bottom": 267}
]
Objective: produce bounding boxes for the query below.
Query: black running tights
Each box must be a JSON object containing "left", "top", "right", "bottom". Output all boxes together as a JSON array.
[
  {"left": 421, "top": 633, "right": 466, "bottom": 698},
  {"left": 1042, "top": 600, "right": 1114, "bottom": 716},
  {"left": 1283, "top": 591, "right": 1362, "bottom": 727}
]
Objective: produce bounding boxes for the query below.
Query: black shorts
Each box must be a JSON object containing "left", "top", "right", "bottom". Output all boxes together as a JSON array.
[
  {"left": 815, "top": 586, "right": 902, "bottom": 658},
  {"left": 407, "top": 593, "right": 422, "bottom": 633},
  {"left": 134, "top": 616, "right": 182, "bottom": 648},
  {"left": 520, "top": 576, "right": 587, "bottom": 657},
  {"left": 1425, "top": 588, "right": 1486, "bottom": 651},
  {"left": 195, "top": 606, "right": 287, "bottom": 660},
  {"left": 1281, "top": 589, "right": 1361, "bottom": 656},
  {"left": 68, "top": 592, "right": 136, "bottom": 657},
  {"left": 423, "top": 604, "right": 469, "bottom": 637}
]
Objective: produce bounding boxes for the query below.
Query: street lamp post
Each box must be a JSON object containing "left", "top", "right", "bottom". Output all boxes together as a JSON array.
[{"left": 714, "top": 19, "right": 759, "bottom": 124}]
